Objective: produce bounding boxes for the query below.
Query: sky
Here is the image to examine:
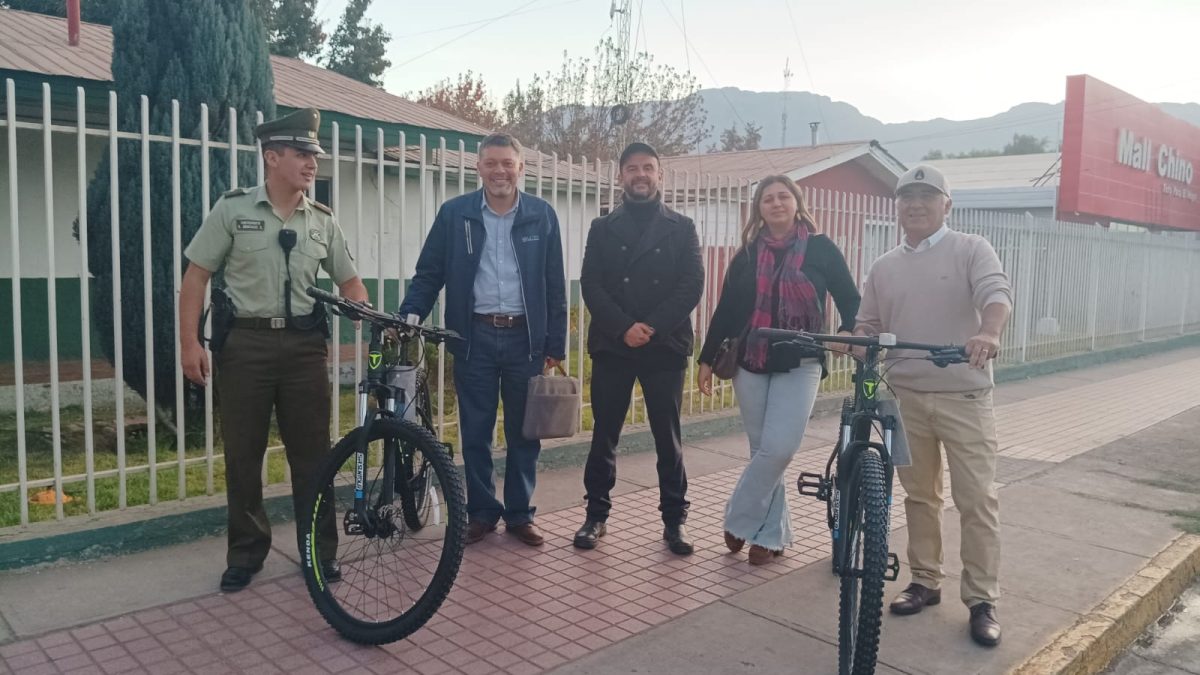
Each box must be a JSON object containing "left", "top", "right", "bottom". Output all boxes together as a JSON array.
[{"left": 312, "top": 0, "right": 1200, "bottom": 124}]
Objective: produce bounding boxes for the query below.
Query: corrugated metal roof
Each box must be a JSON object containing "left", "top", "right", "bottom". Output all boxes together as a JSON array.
[
  {"left": 0, "top": 8, "right": 113, "bottom": 81},
  {"left": 384, "top": 146, "right": 613, "bottom": 186},
  {"left": 0, "top": 8, "right": 491, "bottom": 137},
  {"left": 660, "top": 142, "right": 875, "bottom": 182},
  {"left": 925, "top": 153, "right": 1061, "bottom": 189},
  {"left": 270, "top": 57, "right": 491, "bottom": 137}
]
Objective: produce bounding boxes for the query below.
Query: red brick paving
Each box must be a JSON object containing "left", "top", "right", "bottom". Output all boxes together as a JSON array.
[
  {"left": 3, "top": 357, "right": 1194, "bottom": 673},
  {"left": 0, "top": 457, "right": 833, "bottom": 675}
]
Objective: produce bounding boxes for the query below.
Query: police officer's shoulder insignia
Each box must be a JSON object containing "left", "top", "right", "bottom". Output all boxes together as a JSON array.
[
  {"left": 310, "top": 199, "right": 333, "bottom": 215},
  {"left": 222, "top": 187, "right": 249, "bottom": 199}
]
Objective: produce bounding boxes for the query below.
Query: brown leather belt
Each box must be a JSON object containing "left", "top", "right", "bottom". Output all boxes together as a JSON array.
[{"left": 474, "top": 313, "right": 526, "bottom": 328}]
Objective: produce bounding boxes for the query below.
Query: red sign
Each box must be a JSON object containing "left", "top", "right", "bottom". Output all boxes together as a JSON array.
[{"left": 1058, "top": 75, "right": 1200, "bottom": 231}]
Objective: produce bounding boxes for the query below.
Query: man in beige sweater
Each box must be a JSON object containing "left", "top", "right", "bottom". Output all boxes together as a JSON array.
[{"left": 855, "top": 164, "right": 1012, "bottom": 647}]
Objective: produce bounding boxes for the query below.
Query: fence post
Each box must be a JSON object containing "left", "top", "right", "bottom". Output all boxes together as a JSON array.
[
  {"left": 1087, "top": 234, "right": 1101, "bottom": 351},
  {"left": 1139, "top": 247, "right": 1150, "bottom": 341},
  {"left": 1180, "top": 250, "right": 1192, "bottom": 336},
  {"left": 1014, "top": 227, "right": 1035, "bottom": 363}
]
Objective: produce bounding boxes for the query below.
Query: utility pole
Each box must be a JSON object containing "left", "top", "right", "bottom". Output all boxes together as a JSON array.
[
  {"left": 781, "top": 59, "right": 793, "bottom": 147},
  {"left": 809, "top": 121, "right": 821, "bottom": 147},
  {"left": 609, "top": 0, "right": 633, "bottom": 151}
]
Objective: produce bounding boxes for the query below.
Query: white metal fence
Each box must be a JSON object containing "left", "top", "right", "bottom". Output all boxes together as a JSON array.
[{"left": 3, "top": 79, "right": 1200, "bottom": 530}]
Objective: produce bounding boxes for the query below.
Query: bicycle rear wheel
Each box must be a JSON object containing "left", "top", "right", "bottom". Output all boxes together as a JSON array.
[
  {"left": 837, "top": 448, "right": 888, "bottom": 675},
  {"left": 301, "top": 418, "right": 466, "bottom": 644}
]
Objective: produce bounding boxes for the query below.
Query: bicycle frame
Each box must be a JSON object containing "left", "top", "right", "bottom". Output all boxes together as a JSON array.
[
  {"left": 348, "top": 323, "right": 433, "bottom": 539},
  {"left": 828, "top": 344, "right": 900, "bottom": 580}
]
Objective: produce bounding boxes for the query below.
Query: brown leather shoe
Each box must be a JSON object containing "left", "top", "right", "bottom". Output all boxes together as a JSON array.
[
  {"left": 724, "top": 531, "right": 745, "bottom": 553},
  {"left": 889, "top": 583, "right": 941, "bottom": 615},
  {"left": 506, "top": 522, "right": 545, "bottom": 547},
  {"left": 969, "top": 602, "right": 1001, "bottom": 647},
  {"left": 465, "top": 520, "right": 497, "bottom": 544},
  {"left": 747, "top": 545, "right": 781, "bottom": 565}
]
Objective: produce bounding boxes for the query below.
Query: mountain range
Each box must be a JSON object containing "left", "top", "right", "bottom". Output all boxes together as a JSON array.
[{"left": 696, "top": 88, "right": 1200, "bottom": 163}]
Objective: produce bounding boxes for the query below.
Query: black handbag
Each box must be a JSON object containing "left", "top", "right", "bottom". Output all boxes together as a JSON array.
[{"left": 711, "top": 338, "right": 740, "bottom": 380}]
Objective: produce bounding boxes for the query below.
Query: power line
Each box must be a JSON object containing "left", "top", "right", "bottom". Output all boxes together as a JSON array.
[
  {"left": 391, "top": 0, "right": 587, "bottom": 38},
  {"left": 781, "top": 0, "right": 828, "bottom": 144},
  {"left": 386, "top": 0, "right": 544, "bottom": 75},
  {"left": 657, "top": 0, "right": 785, "bottom": 168}
]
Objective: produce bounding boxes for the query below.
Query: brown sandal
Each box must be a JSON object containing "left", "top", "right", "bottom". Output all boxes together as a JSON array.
[
  {"left": 748, "top": 545, "right": 782, "bottom": 565},
  {"left": 724, "top": 531, "right": 745, "bottom": 553}
]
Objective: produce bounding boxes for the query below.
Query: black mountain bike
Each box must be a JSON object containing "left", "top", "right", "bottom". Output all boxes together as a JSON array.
[
  {"left": 301, "top": 287, "right": 467, "bottom": 645},
  {"left": 755, "top": 328, "right": 967, "bottom": 675}
]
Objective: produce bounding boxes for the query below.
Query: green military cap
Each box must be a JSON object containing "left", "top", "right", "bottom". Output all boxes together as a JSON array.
[{"left": 255, "top": 107, "right": 324, "bottom": 154}]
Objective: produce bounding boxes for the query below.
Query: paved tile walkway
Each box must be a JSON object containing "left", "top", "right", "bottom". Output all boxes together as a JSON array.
[{"left": 2, "top": 354, "right": 1197, "bottom": 674}]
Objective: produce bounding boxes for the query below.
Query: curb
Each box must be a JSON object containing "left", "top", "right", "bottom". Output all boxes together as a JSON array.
[{"left": 1011, "top": 533, "right": 1200, "bottom": 675}]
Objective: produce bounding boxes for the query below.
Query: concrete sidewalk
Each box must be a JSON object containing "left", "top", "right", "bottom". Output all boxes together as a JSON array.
[{"left": 2, "top": 347, "right": 1199, "bottom": 674}]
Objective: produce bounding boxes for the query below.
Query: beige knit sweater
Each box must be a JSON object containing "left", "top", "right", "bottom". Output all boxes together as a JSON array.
[{"left": 856, "top": 229, "right": 1013, "bottom": 392}]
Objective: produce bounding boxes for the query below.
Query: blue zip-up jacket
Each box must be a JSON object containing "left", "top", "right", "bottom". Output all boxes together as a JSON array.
[{"left": 399, "top": 189, "right": 568, "bottom": 361}]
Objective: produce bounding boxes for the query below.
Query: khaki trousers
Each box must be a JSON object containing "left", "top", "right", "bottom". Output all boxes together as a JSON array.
[{"left": 892, "top": 385, "right": 1001, "bottom": 607}]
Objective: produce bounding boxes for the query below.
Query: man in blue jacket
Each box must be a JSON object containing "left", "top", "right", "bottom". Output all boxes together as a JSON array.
[{"left": 399, "top": 133, "right": 567, "bottom": 546}]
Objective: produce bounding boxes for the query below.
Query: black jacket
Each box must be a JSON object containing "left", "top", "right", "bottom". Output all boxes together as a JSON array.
[
  {"left": 697, "top": 234, "right": 861, "bottom": 369},
  {"left": 581, "top": 200, "right": 705, "bottom": 366}
]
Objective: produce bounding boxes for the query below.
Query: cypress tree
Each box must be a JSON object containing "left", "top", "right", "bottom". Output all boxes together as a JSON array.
[{"left": 84, "top": 0, "right": 276, "bottom": 423}]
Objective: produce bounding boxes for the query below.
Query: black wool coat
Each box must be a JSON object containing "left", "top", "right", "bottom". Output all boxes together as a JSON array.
[{"left": 580, "top": 201, "right": 705, "bottom": 365}]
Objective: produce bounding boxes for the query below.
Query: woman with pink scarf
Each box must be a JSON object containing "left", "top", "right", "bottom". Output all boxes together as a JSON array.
[{"left": 697, "top": 176, "right": 860, "bottom": 565}]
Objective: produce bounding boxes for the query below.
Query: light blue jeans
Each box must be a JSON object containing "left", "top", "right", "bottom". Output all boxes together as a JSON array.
[{"left": 725, "top": 362, "right": 822, "bottom": 550}]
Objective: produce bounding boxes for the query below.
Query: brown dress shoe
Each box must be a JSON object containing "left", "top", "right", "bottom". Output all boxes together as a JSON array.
[
  {"left": 465, "top": 520, "right": 497, "bottom": 544},
  {"left": 969, "top": 602, "right": 1001, "bottom": 647},
  {"left": 889, "top": 583, "right": 941, "bottom": 615},
  {"left": 506, "top": 522, "right": 545, "bottom": 547},
  {"left": 724, "top": 531, "right": 745, "bottom": 553},
  {"left": 747, "top": 545, "right": 781, "bottom": 565}
]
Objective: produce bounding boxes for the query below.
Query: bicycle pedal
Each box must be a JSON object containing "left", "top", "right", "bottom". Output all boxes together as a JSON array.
[
  {"left": 797, "top": 472, "right": 830, "bottom": 501},
  {"left": 885, "top": 552, "right": 901, "bottom": 582}
]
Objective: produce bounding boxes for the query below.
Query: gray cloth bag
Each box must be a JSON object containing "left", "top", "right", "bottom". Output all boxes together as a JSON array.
[
  {"left": 522, "top": 366, "right": 581, "bottom": 440},
  {"left": 877, "top": 389, "right": 912, "bottom": 467}
]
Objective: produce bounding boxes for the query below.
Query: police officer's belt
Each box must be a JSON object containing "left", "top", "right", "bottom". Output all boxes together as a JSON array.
[
  {"left": 233, "top": 317, "right": 289, "bottom": 329},
  {"left": 474, "top": 313, "right": 526, "bottom": 328}
]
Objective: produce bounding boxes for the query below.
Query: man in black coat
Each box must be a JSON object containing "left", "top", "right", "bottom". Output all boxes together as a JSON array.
[{"left": 574, "top": 142, "right": 705, "bottom": 555}]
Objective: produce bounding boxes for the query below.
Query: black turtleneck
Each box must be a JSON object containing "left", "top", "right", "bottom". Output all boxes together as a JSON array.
[{"left": 622, "top": 193, "right": 661, "bottom": 222}]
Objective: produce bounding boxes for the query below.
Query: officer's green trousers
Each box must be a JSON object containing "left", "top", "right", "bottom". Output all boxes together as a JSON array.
[{"left": 215, "top": 327, "right": 337, "bottom": 569}]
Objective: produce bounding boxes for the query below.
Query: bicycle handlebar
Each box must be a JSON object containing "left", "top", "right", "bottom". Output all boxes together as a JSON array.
[
  {"left": 306, "top": 287, "right": 462, "bottom": 344},
  {"left": 752, "top": 327, "right": 968, "bottom": 366}
]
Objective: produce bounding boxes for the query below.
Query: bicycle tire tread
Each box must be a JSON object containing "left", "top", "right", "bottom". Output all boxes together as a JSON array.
[{"left": 300, "top": 418, "right": 467, "bottom": 645}]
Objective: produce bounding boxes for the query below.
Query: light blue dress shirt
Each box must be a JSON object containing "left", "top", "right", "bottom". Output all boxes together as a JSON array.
[{"left": 473, "top": 192, "right": 526, "bottom": 315}]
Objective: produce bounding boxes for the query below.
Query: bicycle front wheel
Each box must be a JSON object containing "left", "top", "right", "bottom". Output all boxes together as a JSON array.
[
  {"left": 838, "top": 448, "right": 889, "bottom": 675},
  {"left": 300, "top": 418, "right": 467, "bottom": 645}
]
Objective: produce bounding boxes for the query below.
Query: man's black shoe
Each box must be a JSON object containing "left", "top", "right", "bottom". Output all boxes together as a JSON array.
[
  {"left": 573, "top": 520, "right": 607, "bottom": 549},
  {"left": 663, "top": 524, "right": 694, "bottom": 556},
  {"left": 219, "top": 565, "right": 262, "bottom": 593},
  {"left": 321, "top": 560, "right": 342, "bottom": 582},
  {"left": 969, "top": 602, "right": 1002, "bottom": 647},
  {"left": 890, "top": 583, "right": 942, "bottom": 615}
]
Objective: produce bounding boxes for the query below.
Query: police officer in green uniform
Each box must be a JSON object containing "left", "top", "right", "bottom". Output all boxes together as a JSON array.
[{"left": 179, "top": 107, "right": 369, "bottom": 592}]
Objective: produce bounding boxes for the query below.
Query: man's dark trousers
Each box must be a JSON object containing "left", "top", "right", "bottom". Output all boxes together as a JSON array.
[
  {"left": 584, "top": 354, "right": 688, "bottom": 525},
  {"left": 452, "top": 322, "right": 544, "bottom": 527}
]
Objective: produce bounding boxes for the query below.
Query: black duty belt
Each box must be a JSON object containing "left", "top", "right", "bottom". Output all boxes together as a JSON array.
[
  {"left": 233, "top": 317, "right": 289, "bottom": 330},
  {"left": 474, "top": 313, "right": 526, "bottom": 328}
]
